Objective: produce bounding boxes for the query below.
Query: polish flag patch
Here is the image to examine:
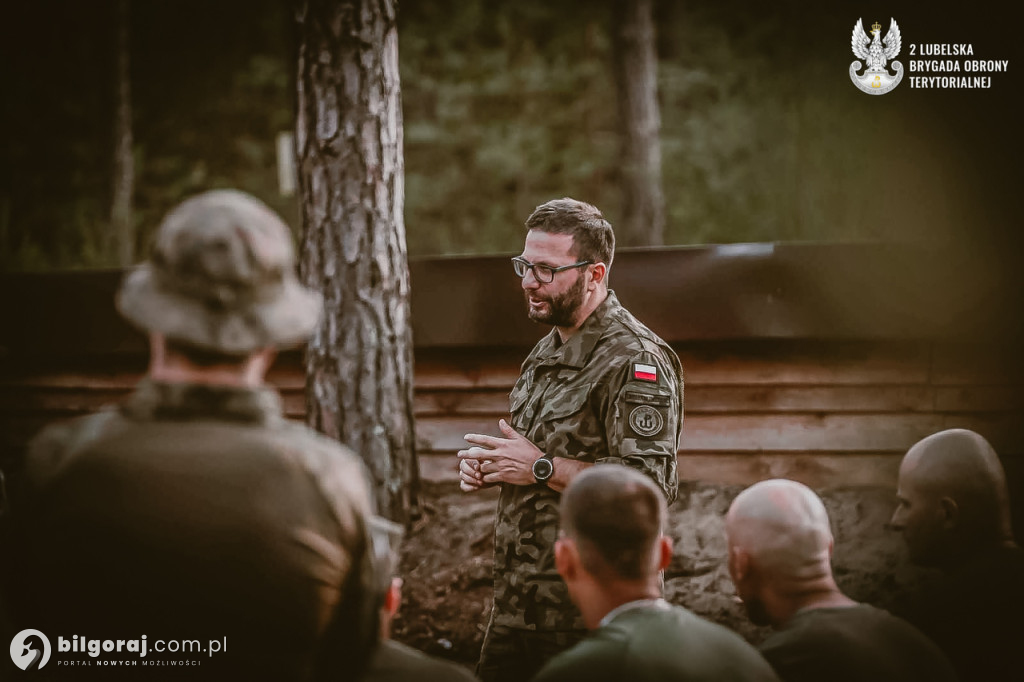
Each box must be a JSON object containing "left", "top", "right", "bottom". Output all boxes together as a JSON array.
[{"left": 633, "top": 363, "right": 658, "bottom": 382}]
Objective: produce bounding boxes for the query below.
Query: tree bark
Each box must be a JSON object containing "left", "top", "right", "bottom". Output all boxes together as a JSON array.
[
  {"left": 110, "top": 0, "right": 134, "bottom": 266},
  {"left": 296, "top": 0, "right": 418, "bottom": 523},
  {"left": 613, "top": 0, "right": 665, "bottom": 246}
]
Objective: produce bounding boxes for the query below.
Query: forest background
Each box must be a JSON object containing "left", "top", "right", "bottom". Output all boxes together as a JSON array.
[
  {"left": 2, "top": 1, "right": 1022, "bottom": 662},
  {"left": 2, "top": 0, "right": 1019, "bottom": 271}
]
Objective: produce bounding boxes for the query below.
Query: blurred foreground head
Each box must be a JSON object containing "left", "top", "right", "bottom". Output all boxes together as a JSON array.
[
  {"left": 555, "top": 465, "right": 672, "bottom": 628},
  {"left": 891, "top": 428, "right": 1016, "bottom": 568},
  {"left": 726, "top": 479, "right": 839, "bottom": 628},
  {"left": 117, "top": 189, "right": 321, "bottom": 355}
]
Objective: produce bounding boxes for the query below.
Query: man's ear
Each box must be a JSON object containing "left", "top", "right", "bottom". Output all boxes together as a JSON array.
[
  {"left": 939, "top": 497, "right": 959, "bottom": 530},
  {"left": 657, "top": 536, "right": 673, "bottom": 573},
  {"left": 589, "top": 262, "right": 607, "bottom": 288},
  {"left": 729, "top": 546, "right": 751, "bottom": 584},
  {"left": 384, "top": 577, "right": 402, "bottom": 618},
  {"left": 555, "top": 537, "right": 578, "bottom": 581}
]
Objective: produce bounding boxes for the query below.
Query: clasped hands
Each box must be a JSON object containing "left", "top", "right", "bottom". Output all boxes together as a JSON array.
[{"left": 457, "top": 418, "right": 543, "bottom": 491}]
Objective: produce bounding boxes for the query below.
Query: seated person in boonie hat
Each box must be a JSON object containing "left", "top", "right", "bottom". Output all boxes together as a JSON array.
[{"left": 3, "top": 190, "right": 382, "bottom": 681}]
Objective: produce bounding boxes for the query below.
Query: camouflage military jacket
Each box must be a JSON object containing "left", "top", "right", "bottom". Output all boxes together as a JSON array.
[
  {"left": 9, "top": 379, "right": 379, "bottom": 678},
  {"left": 491, "top": 291, "right": 683, "bottom": 631}
]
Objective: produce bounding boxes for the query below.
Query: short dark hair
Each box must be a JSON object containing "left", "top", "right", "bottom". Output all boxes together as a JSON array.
[
  {"left": 525, "top": 198, "right": 615, "bottom": 267},
  {"left": 165, "top": 338, "right": 251, "bottom": 368},
  {"left": 560, "top": 465, "right": 665, "bottom": 581}
]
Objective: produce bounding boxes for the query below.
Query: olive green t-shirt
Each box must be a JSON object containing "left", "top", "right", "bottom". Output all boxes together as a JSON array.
[
  {"left": 759, "top": 604, "right": 957, "bottom": 682},
  {"left": 532, "top": 601, "right": 779, "bottom": 682}
]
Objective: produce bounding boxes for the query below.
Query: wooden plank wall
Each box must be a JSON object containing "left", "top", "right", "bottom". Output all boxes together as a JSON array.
[
  {"left": 411, "top": 341, "right": 1024, "bottom": 489},
  {"left": 3, "top": 340, "right": 1022, "bottom": 492}
]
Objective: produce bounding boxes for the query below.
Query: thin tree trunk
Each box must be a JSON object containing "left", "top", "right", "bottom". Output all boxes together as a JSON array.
[
  {"left": 613, "top": 0, "right": 665, "bottom": 246},
  {"left": 110, "top": 0, "right": 134, "bottom": 266},
  {"left": 296, "top": 0, "right": 418, "bottom": 523}
]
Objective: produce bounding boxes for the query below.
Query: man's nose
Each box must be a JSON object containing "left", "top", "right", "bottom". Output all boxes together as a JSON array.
[{"left": 521, "top": 269, "right": 540, "bottom": 290}]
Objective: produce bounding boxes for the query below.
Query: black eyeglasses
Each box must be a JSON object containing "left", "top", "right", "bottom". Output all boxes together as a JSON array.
[{"left": 511, "top": 257, "right": 592, "bottom": 284}]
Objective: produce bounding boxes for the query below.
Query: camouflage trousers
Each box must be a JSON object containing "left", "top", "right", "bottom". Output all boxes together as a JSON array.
[{"left": 476, "top": 617, "right": 586, "bottom": 682}]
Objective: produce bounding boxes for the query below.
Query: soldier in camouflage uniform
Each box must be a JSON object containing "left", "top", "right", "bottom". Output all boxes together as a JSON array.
[
  {"left": 2, "top": 190, "right": 381, "bottom": 681},
  {"left": 458, "top": 198, "right": 684, "bottom": 682}
]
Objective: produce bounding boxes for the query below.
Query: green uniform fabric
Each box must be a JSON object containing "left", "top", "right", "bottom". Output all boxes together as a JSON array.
[
  {"left": 490, "top": 291, "right": 683, "bottom": 633},
  {"left": 759, "top": 605, "right": 958, "bottom": 682},
  {"left": 365, "top": 640, "right": 480, "bottom": 682},
  {"left": 532, "top": 602, "right": 779, "bottom": 682},
  {"left": 5, "top": 379, "right": 377, "bottom": 680}
]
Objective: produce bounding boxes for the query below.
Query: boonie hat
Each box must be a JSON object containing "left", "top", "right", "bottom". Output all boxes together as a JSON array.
[{"left": 117, "top": 189, "right": 321, "bottom": 353}]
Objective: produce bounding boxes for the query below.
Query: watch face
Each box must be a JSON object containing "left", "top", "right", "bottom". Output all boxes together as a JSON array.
[{"left": 532, "top": 457, "right": 553, "bottom": 481}]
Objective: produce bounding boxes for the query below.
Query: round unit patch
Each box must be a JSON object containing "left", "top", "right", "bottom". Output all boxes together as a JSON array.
[{"left": 628, "top": 405, "right": 664, "bottom": 437}]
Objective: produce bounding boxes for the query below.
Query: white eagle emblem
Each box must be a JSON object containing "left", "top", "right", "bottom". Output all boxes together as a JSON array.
[{"left": 850, "top": 18, "right": 903, "bottom": 95}]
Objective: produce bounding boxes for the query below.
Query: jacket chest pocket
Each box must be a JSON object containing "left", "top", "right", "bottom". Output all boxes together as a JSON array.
[{"left": 535, "top": 384, "right": 592, "bottom": 424}]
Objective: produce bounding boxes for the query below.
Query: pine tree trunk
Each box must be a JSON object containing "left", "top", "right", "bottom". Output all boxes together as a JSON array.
[
  {"left": 110, "top": 0, "right": 134, "bottom": 266},
  {"left": 295, "top": 0, "right": 418, "bottom": 523},
  {"left": 613, "top": 0, "right": 665, "bottom": 246}
]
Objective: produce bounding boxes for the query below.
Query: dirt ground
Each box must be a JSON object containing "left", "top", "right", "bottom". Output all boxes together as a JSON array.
[{"left": 390, "top": 479, "right": 934, "bottom": 668}]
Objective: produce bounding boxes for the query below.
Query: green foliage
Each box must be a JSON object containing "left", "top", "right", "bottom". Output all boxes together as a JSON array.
[
  {"left": 2, "top": 0, "right": 987, "bottom": 271},
  {"left": 401, "top": 0, "right": 621, "bottom": 256}
]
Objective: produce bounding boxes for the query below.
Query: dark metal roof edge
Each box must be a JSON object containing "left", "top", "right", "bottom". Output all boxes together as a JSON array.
[{"left": 1, "top": 242, "right": 1019, "bottom": 356}]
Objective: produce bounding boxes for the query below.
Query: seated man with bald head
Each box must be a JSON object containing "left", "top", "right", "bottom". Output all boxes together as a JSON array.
[
  {"left": 890, "top": 428, "right": 1024, "bottom": 682},
  {"left": 533, "top": 465, "right": 779, "bottom": 682},
  {"left": 726, "top": 479, "right": 956, "bottom": 682}
]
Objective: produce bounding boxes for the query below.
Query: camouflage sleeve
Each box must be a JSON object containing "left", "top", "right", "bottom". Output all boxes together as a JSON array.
[{"left": 597, "top": 350, "right": 681, "bottom": 504}]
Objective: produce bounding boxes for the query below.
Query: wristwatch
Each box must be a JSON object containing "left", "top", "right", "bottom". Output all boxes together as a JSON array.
[{"left": 532, "top": 456, "right": 554, "bottom": 483}]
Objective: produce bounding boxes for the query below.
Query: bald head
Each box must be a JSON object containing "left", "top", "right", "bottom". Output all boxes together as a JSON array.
[
  {"left": 893, "top": 429, "right": 1015, "bottom": 566},
  {"left": 725, "top": 480, "right": 848, "bottom": 628},
  {"left": 726, "top": 479, "right": 833, "bottom": 580},
  {"left": 561, "top": 465, "right": 666, "bottom": 581},
  {"left": 900, "top": 429, "right": 1010, "bottom": 511}
]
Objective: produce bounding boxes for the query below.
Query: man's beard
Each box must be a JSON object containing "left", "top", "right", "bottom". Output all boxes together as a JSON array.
[{"left": 526, "top": 274, "right": 585, "bottom": 327}]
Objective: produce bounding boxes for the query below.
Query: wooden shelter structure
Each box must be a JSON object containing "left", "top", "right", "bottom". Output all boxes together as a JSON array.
[{"left": 2, "top": 243, "right": 1022, "bottom": 502}]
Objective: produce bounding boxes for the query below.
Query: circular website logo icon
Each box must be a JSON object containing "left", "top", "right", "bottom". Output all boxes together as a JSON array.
[{"left": 10, "top": 629, "right": 51, "bottom": 671}]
